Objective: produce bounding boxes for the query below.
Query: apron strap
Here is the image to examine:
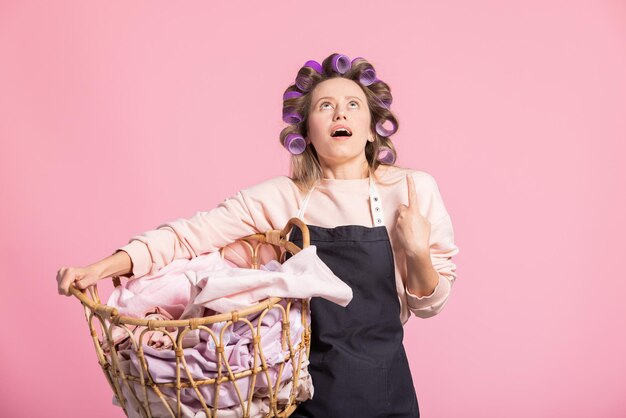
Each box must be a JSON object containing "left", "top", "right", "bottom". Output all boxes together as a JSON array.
[
  {"left": 296, "top": 175, "right": 386, "bottom": 228},
  {"left": 369, "top": 178, "right": 385, "bottom": 226},
  {"left": 296, "top": 185, "right": 317, "bottom": 221}
]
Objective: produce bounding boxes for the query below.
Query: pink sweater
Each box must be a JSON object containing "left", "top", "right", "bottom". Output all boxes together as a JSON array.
[{"left": 116, "top": 165, "right": 459, "bottom": 324}]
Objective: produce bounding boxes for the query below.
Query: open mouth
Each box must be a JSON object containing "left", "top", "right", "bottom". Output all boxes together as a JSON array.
[{"left": 331, "top": 128, "right": 352, "bottom": 138}]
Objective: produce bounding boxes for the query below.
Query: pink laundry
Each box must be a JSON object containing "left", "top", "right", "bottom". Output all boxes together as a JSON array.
[
  {"left": 104, "top": 246, "right": 351, "bottom": 416},
  {"left": 123, "top": 300, "right": 309, "bottom": 410},
  {"left": 107, "top": 246, "right": 352, "bottom": 318},
  {"left": 184, "top": 245, "right": 353, "bottom": 313},
  {"left": 107, "top": 251, "right": 236, "bottom": 320}
]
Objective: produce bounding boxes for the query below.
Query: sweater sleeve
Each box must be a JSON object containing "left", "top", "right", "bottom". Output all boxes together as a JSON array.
[
  {"left": 113, "top": 189, "right": 259, "bottom": 279},
  {"left": 404, "top": 172, "right": 460, "bottom": 318}
]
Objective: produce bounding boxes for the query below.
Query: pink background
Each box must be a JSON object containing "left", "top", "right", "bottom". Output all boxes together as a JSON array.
[{"left": 1, "top": 1, "right": 625, "bottom": 417}]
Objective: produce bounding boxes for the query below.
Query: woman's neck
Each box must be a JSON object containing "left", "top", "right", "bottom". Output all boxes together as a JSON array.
[{"left": 319, "top": 159, "right": 370, "bottom": 180}]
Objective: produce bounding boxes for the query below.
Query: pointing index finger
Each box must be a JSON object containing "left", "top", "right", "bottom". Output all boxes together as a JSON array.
[{"left": 406, "top": 174, "right": 418, "bottom": 208}]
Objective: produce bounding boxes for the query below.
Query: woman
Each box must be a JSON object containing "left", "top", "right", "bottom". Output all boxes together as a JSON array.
[{"left": 57, "top": 53, "right": 459, "bottom": 418}]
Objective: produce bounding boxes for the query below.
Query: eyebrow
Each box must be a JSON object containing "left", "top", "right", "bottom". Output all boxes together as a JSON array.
[{"left": 313, "top": 96, "right": 364, "bottom": 106}]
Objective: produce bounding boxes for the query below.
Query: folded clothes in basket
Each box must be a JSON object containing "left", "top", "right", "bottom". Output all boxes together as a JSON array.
[
  {"left": 104, "top": 245, "right": 352, "bottom": 417},
  {"left": 116, "top": 299, "right": 309, "bottom": 413}
]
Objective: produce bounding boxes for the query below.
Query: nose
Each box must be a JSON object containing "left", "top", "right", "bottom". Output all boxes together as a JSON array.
[{"left": 333, "top": 106, "right": 348, "bottom": 120}]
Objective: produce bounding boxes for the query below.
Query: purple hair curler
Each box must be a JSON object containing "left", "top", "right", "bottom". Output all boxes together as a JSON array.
[
  {"left": 375, "top": 119, "right": 397, "bottom": 137},
  {"left": 359, "top": 68, "right": 377, "bottom": 86},
  {"left": 284, "top": 133, "right": 307, "bottom": 155},
  {"left": 296, "top": 60, "right": 323, "bottom": 91},
  {"left": 295, "top": 75, "right": 313, "bottom": 92},
  {"left": 351, "top": 56, "right": 364, "bottom": 65},
  {"left": 374, "top": 95, "right": 389, "bottom": 109},
  {"left": 331, "top": 54, "right": 351, "bottom": 74},
  {"left": 377, "top": 147, "right": 396, "bottom": 164},
  {"left": 283, "top": 90, "right": 303, "bottom": 100},
  {"left": 283, "top": 108, "right": 303, "bottom": 124},
  {"left": 303, "top": 60, "right": 323, "bottom": 74}
]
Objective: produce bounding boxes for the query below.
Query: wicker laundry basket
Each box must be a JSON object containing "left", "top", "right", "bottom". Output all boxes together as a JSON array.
[{"left": 69, "top": 217, "right": 313, "bottom": 418}]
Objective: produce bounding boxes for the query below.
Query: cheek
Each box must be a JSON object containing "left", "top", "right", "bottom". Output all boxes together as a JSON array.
[
  {"left": 307, "top": 116, "right": 327, "bottom": 136},
  {"left": 355, "top": 121, "right": 372, "bottom": 137}
]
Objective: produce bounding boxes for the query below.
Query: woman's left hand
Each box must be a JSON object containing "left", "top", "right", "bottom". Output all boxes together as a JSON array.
[{"left": 396, "top": 175, "right": 431, "bottom": 257}]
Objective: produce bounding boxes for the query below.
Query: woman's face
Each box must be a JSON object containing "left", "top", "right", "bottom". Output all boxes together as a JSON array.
[{"left": 306, "top": 78, "right": 373, "bottom": 165}]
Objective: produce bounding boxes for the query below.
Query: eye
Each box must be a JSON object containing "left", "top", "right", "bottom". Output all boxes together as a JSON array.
[{"left": 320, "top": 100, "right": 360, "bottom": 110}]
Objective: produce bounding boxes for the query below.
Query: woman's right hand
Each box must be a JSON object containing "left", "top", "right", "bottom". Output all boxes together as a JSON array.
[{"left": 56, "top": 266, "right": 102, "bottom": 296}]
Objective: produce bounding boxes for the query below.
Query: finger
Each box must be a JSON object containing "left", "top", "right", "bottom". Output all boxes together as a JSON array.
[
  {"left": 406, "top": 174, "right": 418, "bottom": 208},
  {"left": 74, "top": 275, "right": 93, "bottom": 290},
  {"left": 73, "top": 277, "right": 85, "bottom": 290},
  {"left": 57, "top": 271, "right": 70, "bottom": 295},
  {"left": 56, "top": 267, "right": 66, "bottom": 285},
  {"left": 75, "top": 274, "right": 98, "bottom": 290},
  {"left": 59, "top": 271, "right": 78, "bottom": 295}
]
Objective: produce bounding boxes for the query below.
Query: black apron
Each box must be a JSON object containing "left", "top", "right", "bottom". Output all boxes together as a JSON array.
[{"left": 287, "top": 176, "right": 420, "bottom": 418}]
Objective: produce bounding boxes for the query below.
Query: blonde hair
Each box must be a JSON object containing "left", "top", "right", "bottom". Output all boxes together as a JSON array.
[{"left": 280, "top": 53, "right": 400, "bottom": 193}]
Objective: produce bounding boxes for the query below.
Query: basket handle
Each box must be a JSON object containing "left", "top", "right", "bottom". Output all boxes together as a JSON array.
[{"left": 281, "top": 217, "right": 310, "bottom": 248}]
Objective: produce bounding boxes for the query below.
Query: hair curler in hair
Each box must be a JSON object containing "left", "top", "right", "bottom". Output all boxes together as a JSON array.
[
  {"left": 331, "top": 54, "right": 351, "bottom": 74},
  {"left": 375, "top": 119, "right": 398, "bottom": 137},
  {"left": 284, "top": 133, "right": 307, "bottom": 155},
  {"left": 283, "top": 91, "right": 303, "bottom": 100},
  {"left": 377, "top": 146, "right": 396, "bottom": 164},
  {"left": 283, "top": 107, "right": 303, "bottom": 124}
]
